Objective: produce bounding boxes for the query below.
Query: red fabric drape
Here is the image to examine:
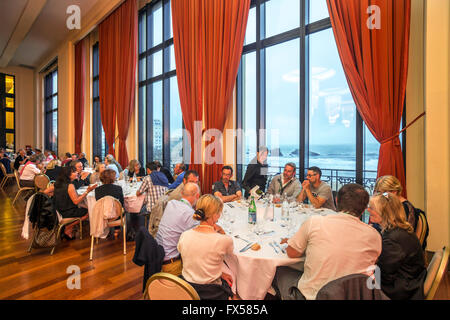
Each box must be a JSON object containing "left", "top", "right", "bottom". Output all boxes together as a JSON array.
[
  {"left": 202, "top": 0, "right": 251, "bottom": 194},
  {"left": 74, "top": 39, "right": 86, "bottom": 154},
  {"left": 326, "top": 0, "right": 411, "bottom": 197},
  {"left": 99, "top": 0, "right": 137, "bottom": 168},
  {"left": 171, "top": 0, "right": 204, "bottom": 183},
  {"left": 172, "top": 0, "right": 250, "bottom": 194}
]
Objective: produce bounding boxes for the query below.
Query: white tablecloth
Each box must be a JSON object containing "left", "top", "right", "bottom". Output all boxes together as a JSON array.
[{"left": 219, "top": 201, "right": 336, "bottom": 300}]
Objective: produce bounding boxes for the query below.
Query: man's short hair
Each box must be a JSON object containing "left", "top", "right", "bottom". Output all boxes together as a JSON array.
[
  {"left": 153, "top": 160, "right": 162, "bottom": 168},
  {"left": 71, "top": 153, "right": 78, "bottom": 157},
  {"left": 178, "top": 163, "right": 186, "bottom": 171},
  {"left": 184, "top": 170, "right": 199, "bottom": 181},
  {"left": 146, "top": 162, "right": 158, "bottom": 172},
  {"left": 285, "top": 162, "right": 296, "bottom": 171},
  {"left": 308, "top": 166, "right": 322, "bottom": 178},
  {"left": 258, "top": 146, "right": 269, "bottom": 154},
  {"left": 65, "top": 152, "right": 72, "bottom": 158},
  {"left": 336, "top": 184, "right": 369, "bottom": 218},
  {"left": 69, "top": 160, "right": 82, "bottom": 167},
  {"left": 100, "top": 169, "right": 116, "bottom": 184},
  {"left": 222, "top": 166, "right": 233, "bottom": 175}
]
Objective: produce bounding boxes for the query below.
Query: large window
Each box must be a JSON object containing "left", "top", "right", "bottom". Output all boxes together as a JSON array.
[
  {"left": 92, "top": 42, "right": 107, "bottom": 160},
  {"left": 138, "top": 0, "right": 183, "bottom": 169},
  {"left": 236, "top": 0, "right": 399, "bottom": 193},
  {"left": 44, "top": 69, "right": 58, "bottom": 154},
  {"left": 0, "top": 73, "right": 15, "bottom": 152}
]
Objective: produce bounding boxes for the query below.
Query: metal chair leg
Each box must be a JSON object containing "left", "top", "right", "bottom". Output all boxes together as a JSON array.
[
  {"left": 28, "top": 228, "right": 39, "bottom": 253},
  {"left": 90, "top": 236, "right": 94, "bottom": 261},
  {"left": 12, "top": 189, "right": 21, "bottom": 205},
  {"left": 123, "top": 216, "right": 127, "bottom": 255},
  {"left": 50, "top": 224, "right": 63, "bottom": 255}
]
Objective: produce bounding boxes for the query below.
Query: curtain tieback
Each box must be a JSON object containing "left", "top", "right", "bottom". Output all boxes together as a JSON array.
[{"left": 380, "top": 112, "right": 426, "bottom": 145}]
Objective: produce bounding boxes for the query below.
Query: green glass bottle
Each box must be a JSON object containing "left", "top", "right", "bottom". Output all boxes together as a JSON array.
[{"left": 248, "top": 196, "right": 257, "bottom": 225}]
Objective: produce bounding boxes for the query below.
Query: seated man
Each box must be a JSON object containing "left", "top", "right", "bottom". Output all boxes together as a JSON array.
[
  {"left": 297, "top": 166, "right": 336, "bottom": 211},
  {"left": 14, "top": 149, "right": 28, "bottom": 171},
  {"left": 267, "top": 162, "right": 301, "bottom": 201},
  {"left": 155, "top": 183, "right": 200, "bottom": 276},
  {"left": 154, "top": 160, "right": 174, "bottom": 184},
  {"left": 136, "top": 164, "right": 169, "bottom": 214},
  {"left": 213, "top": 165, "right": 242, "bottom": 203},
  {"left": 242, "top": 146, "right": 269, "bottom": 198},
  {"left": 168, "top": 163, "right": 186, "bottom": 190},
  {"left": 70, "top": 160, "right": 91, "bottom": 189},
  {"left": 78, "top": 152, "right": 89, "bottom": 168},
  {"left": 273, "top": 184, "right": 382, "bottom": 300},
  {"left": 146, "top": 161, "right": 169, "bottom": 187}
]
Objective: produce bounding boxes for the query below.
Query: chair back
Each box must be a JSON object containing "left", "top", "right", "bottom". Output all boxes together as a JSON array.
[
  {"left": 144, "top": 272, "right": 200, "bottom": 300},
  {"left": 90, "top": 196, "right": 123, "bottom": 238},
  {"left": 415, "top": 212, "right": 428, "bottom": 247},
  {"left": 14, "top": 170, "right": 21, "bottom": 188},
  {"left": 35, "top": 174, "right": 50, "bottom": 191},
  {"left": 424, "top": 246, "right": 449, "bottom": 300},
  {"left": 0, "top": 162, "right": 6, "bottom": 176}
]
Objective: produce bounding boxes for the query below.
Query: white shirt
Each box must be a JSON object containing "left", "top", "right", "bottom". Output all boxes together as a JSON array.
[
  {"left": 20, "top": 163, "right": 41, "bottom": 181},
  {"left": 288, "top": 212, "right": 382, "bottom": 300},
  {"left": 178, "top": 229, "right": 234, "bottom": 285}
]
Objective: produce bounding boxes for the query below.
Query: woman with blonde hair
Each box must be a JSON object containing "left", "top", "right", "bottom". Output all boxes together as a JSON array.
[
  {"left": 177, "top": 194, "right": 235, "bottom": 300},
  {"left": 368, "top": 193, "right": 426, "bottom": 300},
  {"left": 44, "top": 159, "right": 62, "bottom": 181},
  {"left": 90, "top": 162, "right": 106, "bottom": 184},
  {"left": 122, "top": 159, "right": 145, "bottom": 181},
  {"left": 373, "top": 175, "right": 417, "bottom": 231}
]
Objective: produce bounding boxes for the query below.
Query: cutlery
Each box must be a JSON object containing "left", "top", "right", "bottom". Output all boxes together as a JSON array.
[
  {"left": 269, "top": 242, "right": 279, "bottom": 254},
  {"left": 234, "top": 235, "right": 250, "bottom": 243},
  {"left": 239, "top": 242, "right": 254, "bottom": 252},
  {"left": 273, "top": 241, "right": 286, "bottom": 254}
]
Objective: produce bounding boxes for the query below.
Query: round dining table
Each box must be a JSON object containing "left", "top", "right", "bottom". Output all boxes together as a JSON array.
[{"left": 219, "top": 201, "right": 337, "bottom": 300}]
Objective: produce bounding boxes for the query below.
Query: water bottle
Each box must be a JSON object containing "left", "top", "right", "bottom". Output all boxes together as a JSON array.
[
  {"left": 281, "top": 193, "right": 289, "bottom": 221},
  {"left": 132, "top": 172, "right": 137, "bottom": 186},
  {"left": 248, "top": 196, "right": 257, "bottom": 225}
]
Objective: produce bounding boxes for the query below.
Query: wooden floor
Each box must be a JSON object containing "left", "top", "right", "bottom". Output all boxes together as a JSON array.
[{"left": 0, "top": 181, "right": 449, "bottom": 300}]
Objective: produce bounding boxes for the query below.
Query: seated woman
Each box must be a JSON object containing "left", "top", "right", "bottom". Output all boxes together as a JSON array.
[
  {"left": 95, "top": 169, "right": 124, "bottom": 238},
  {"left": 54, "top": 166, "right": 97, "bottom": 239},
  {"left": 44, "top": 159, "right": 62, "bottom": 181},
  {"left": 122, "top": 159, "right": 145, "bottom": 181},
  {"left": 104, "top": 155, "right": 120, "bottom": 179},
  {"left": 92, "top": 155, "right": 102, "bottom": 170},
  {"left": 368, "top": 193, "right": 427, "bottom": 300},
  {"left": 19, "top": 154, "right": 42, "bottom": 188},
  {"left": 177, "top": 194, "right": 235, "bottom": 300},
  {"left": 374, "top": 175, "right": 417, "bottom": 231},
  {"left": 90, "top": 163, "right": 106, "bottom": 184}
]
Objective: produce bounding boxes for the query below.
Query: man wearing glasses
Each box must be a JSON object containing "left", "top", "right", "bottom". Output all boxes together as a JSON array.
[
  {"left": 212, "top": 166, "right": 242, "bottom": 203},
  {"left": 297, "top": 166, "right": 336, "bottom": 211}
]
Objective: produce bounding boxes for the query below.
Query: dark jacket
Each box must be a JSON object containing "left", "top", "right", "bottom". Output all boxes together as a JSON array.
[
  {"left": 45, "top": 166, "right": 62, "bottom": 181},
  {"left": 28, "top": 192, "right": 58, "bottom": 231},
  {"left": 160, "top": 167, "right": 174, "bottom": 184},
  {"left": 241, "top": 156, "right": 268, "bottom": 198},
  {"left": 377, "top": 228, "right": 427, "bottom": 300},
  {"left": 150, "top": 171, "right": 169, "bottom": 188},
  {"left": 133, "top": 226, "right": 165, "bottom": 292},
  {"left": 316, "top": 274, "right": 390, "bottom": 300},
  {"left": 95, "top": 184, "right": 124, "bottom": 207},
  {"left": 71, "top": 175, "right": 91, "bottom": 189},
  {"left": 127, "top": 167, "right": 146, "bottom": 179},
  {"left": 14, "top": 155, "right": 26, "bottom": 170}
]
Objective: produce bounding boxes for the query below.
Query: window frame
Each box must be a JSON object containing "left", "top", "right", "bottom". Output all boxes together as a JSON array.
[
  {"left": 0, "top": 73, "right": 16, "bottom": 152},
  {"left": 44, "top": 68, "right": 58, "bottom": 154}
]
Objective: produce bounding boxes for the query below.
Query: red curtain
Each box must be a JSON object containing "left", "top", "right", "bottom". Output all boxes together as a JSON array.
[
  {"left": 171, "top": 0, "right": 204, "bottom": 183},
  {"left": 74, "top": 39, "right": 86, "bottom": 154},
  {"left": 172, "top": 0, "right": 250, "bottom": 194},
  {"left": 202, "top": 0, "right": 251, "bottom": 194},
  {"left": 326, "top": 0, "right": 411, "bottom": 197},
  {"left": 99, "top": 0, "right": 137, "bottom": 168}
]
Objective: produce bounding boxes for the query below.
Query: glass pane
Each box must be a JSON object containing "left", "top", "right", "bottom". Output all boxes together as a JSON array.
[
  {"left": 93, "top": 80, "right": 99, "bottom": 98},
  {"left": 5, "top": 75, "right": 14, "bottom": 94},
  {"left": 309, "top": 0, "right": 329, "bottom": 23},
  {"left": 6, "top": 133, "right": 14, "bottom": 150},
  {"left": 309, "top": 29, "right": 356, "bottom": 191},
  {"left": 139, "top": 11, "right": 147, "bottom": 54},
  {"left": 152, "top": 1, "right": 163, "bottom": 47},
  {"left": 169, "top": 44, "right": 176, "bottom": 71},
  {"left": 6, "top": 97, "right": 14, "bottom": 109},
  {"left": 139, "top": 58, "right": 146, "bottom": 81},
  {"left": 52, "top": 111, "right": 58, "bottom": 147},
  {"left": 52, "top": 96, "right": 58, "bottom": 110},
  {"left": 170, "top": 77, "right": 183, "bottom": 167},
  {"left": 139, "top": 85, "right": 147, "bottom": 165},
  {"left": 93, "top": 45, "right": 99, "bottom": 76},
  {"left": 153, "top": 81, "right": 163, "bottom": 161},
  {"left": 5, "top": 111, "right": 14, "bottom": 129},
  {"left": 266, "top": 0, "right": 300, "bottom": 38},
  {"left": 52, "top": 71, "right": 58, "bottom": 94},
  {"left": 169, "top": 0, "right": 173, "bottom": 39},
  {"left": 364, "top": 124, "right": 379, "bottom": 193},
  {"left": 148, "top": 51, "right": 163, "bottom": 78},
  {"left": 244, "top": 7, "right": 256, "bottom": 45},
  {"left": 242, "top": 52, "right": 257, "bottom": 169},
  {"left": 266, "top": 39, "right": 300, "bottom": 176}
]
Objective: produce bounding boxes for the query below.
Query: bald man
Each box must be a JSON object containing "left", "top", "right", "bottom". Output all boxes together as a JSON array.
[{"left": 155, "top": 183, "right": 200, "bottom": 276}]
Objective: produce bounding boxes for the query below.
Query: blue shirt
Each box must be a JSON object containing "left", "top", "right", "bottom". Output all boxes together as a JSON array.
[
  {"left": 156, "top": 198, "right": 199, "bottom": 260},
  {"left": 106, "top": 164, "right": 119, "bottom": 179},
  {"left": 168, "top": 171, "right": 185, "bottom": 190}
]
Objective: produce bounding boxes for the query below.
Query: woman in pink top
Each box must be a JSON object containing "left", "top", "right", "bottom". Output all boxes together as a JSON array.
[{"left": 177, "top": 194, "right": 235, "bottom": 300}]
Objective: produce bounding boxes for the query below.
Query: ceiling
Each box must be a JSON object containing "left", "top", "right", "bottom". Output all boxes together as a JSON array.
[{"left": 0, "top": 0, "right": 99, "bottom": 69}]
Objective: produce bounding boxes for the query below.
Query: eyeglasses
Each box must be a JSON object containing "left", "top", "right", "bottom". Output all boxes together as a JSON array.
[{"left": 306, "top": 173, "right": 318, "bottom": 178}]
